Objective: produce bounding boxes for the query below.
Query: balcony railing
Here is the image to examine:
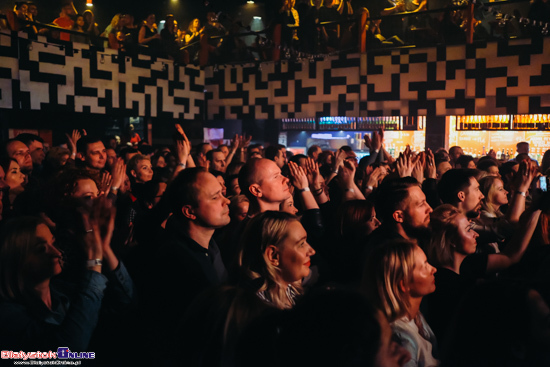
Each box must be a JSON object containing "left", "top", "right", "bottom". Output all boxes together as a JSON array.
[{"left": 1, "top": 0, "right": 544, "bottom": 67}]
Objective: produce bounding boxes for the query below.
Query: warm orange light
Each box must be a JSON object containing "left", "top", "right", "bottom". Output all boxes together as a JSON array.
[{"left": 86, "top": 0, "right": 93, "bottom": 6}]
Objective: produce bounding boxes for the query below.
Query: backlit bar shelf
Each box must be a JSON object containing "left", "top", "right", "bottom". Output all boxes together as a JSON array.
[
  {"left": 281, "top": 118, "right": 316, "bottom": 130},
  {"left": 319, "top": 117, "right": 357, "bottom": 130},
  {"left": 512, "top": 114, "right": 550, "bottom": 130},
  {"left": 456, "top": 114, "right": 550, "bottom": 131},
  {"left": 281, "top": 116, "right": 424, "bottom": 131}
]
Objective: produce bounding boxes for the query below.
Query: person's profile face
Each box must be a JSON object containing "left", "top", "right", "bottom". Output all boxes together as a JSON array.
[
  {"left": 408, "top": 245, "right": 437, "bottom": 298},
  {"left": 280, "top": 196, "right": 298, "bottom": 215},
  {"left": 489, "top": 178, "right": 508, "bottom": 207},
  {"left": 28, "top": 140, "right": 45, "bottom": 166},
  {"left": 487, "top": 165, "right": 500, "bottom": 177},
  {"left": 453, "top": 214, "right": 478, "bottom": 256},
  {"left": 24, "top": 224, "right": 63, "bottom": 282},
  {"left": 463, "top": 177, "right": 484, "bottom": 217},
  {"left": 257, "top": 160, "right": 291, "bottom": 203},
  {"left": 211, "top": 152, "right": 226, "bottom": 172},
  {"left": 275, "top": 220, "right": 315, "bottom": 285},
  {"left": 192, "top": 173, "right": 231, "bottom": 229},
  {"left": 402, "top": 186, "right": 432, "bottom": 229},
  {"left": 5, "top": 160, "right": 25, "bottom": 193}
]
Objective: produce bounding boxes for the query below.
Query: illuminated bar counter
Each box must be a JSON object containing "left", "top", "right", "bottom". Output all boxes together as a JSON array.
[
  {"left": 280, "top": 116, "right": 426, "bottom": 159},
  {"left": 448, "top": 114, "right": 550, "bottom": 164}
]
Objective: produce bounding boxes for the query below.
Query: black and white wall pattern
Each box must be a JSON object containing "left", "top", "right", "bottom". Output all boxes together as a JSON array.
[{"left": 1, "top": 31, "right": 549, "bottom": 121}]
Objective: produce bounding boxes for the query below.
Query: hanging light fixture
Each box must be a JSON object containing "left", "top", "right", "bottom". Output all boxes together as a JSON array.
[{"left": 86, "top": 0, "right": 93, "bottom": 7}]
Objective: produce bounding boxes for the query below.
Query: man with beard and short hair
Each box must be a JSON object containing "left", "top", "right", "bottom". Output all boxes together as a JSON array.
[
  {"left": 438, "top": 169, "right": 484, "bottom": 218},
  {"left": 437, "top": 166, "right": 536, "bottom": 252},
  {"left": 368, "top": 177, "right": 433, "bottom": 248}
]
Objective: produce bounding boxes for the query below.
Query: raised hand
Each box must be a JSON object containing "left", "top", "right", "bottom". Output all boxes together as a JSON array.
[
  {"left": 396, "top": 151, "right": 414, "bottom": 178},
  {"left": 305, "top": 157, "right": 324, "bottom": 189},
  {"left": 66, "top": 129, "right": 82, "bottom": 156},
  {"left": 515, "top": 161, "right": 538, "bottom": 193},
  {"left": 239, "top": 135, "right": 252, "bottom": 149},
  {"left": 110, "top": 158, "right": 126, "bottom": 192},
  {"left": 411, "top": 152, "right": 425, "bottom": 183},
  {"left": 81, "top": 196, "right": 118, "bottom": 272},
  {"left": 230, "top": 134, "right": 240, "bottom": 151},
  {"left": 365, "top": 166, "right": 383, "bottom": 188},
  {"left": 334, "top": 149, "right": 347, "bottom": 169},
  {"left": 425, "top": 148, "right": 437, "bottom": 179},
  {"left": 338, "top": 160, "right": 356, "bottom": 188},
  {"left": 175, "top": 123, "right": 185, "bottom": 138},
  {"left": 99, "top": 171, "right": 112, "bottom": 196},
  {"left": 364, "top": 131, "right": 382, "bottom": 151},
  {"left": 288, "top": 161, "right": 309, "bottom": 190}
]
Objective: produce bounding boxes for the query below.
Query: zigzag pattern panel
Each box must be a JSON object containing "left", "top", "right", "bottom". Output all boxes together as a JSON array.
[{"left": 0, "top": 31, "right": 204, "bottom": 119}]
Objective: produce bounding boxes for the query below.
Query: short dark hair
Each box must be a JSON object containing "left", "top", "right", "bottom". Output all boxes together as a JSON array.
[
  {"left": 437, "top": 169, "right": 479, "bottom": 206},
  {"left": 195, "top": 143, "right": 211, "bottom": 155},
  {"left": 434, "top": 149, "right": 450, "bottom": 165},
  {"left": 456, "top": 155, "right": 474, "bottom": 168},
  {"left": 374, "top": 177, "right": 420, "bottom": 223},
  {"left": 76, "top": 135, "right": 103, "bottom": 154},
  {"left": 476, "top": 157, "right": 498, "bottom": 172},
  {"left": 206, "top": 148, "right": 223, "bottom": 162},
  {"left": 247, "top": 144, "right": 264, "bottom": 156},
  {"left": 167, "top": 167, "right": 207, "bottom": 213},
  {"left": 15, "top": 133, "right": 43, "bottom": 147},
  {"left": 289, "top": 154, "right": 307, "bottom": 165},
  {"left": 499, "top": 161, "right": 519, "bottom": 184},
  {"left": 307, "top": 145, "right": 321, "bottom": 158},
  {"left": 264, "top": 145, "right": 281, "bottom": 161}
]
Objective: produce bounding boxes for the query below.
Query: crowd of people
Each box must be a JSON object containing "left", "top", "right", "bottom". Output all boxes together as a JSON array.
[
  {"left": 0, "top": 123, "right": 550, "bottom": 366},
  {"left": 2, "top": 0, "right": 548, "bottom": 66}
]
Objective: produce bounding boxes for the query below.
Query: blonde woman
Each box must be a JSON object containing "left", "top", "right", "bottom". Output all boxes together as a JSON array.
[
  {"left": 362, "top": 240, "right": 439, "bottom": 367},
  {"left": 425, "top": 203, "right": 542, "bottom": 347},
  {"left": 238, "top": 211, "right": 315, "bottom": 309}
]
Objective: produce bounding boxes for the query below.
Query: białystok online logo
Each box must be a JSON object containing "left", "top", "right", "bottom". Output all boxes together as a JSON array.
[{"left": 1, "top": 348, "right": 95, "bottom": 360}]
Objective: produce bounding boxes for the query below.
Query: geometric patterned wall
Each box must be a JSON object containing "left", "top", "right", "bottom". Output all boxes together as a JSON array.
[
  {"left": 206, "top": 37, "right": 550, "bottom": 120},
  {"left": 0, "top": 31, "right": 205, "bottom": 120},
  {"left": 1, "top": 30, "right": 550, "bottom": 122}
]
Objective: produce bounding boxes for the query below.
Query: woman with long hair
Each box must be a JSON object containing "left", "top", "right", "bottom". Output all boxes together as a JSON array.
[
  {"left": 184, "top": 18, "right": 204, "bottom": 63},
  {"left": 1, "top": 158, "right": 25, "bottom": 213},
  {"left": 0, "top": 199, "right": 134, "bottom": 350},
  {"left": 238, "top": 211, "right": 315, "bottom": 309},
  {"left": 138, "top": 13, "right": 162, "bottom": 54},
  {"left": 362, "top": 240, "right": 439, "bottom": 367},
  {"left": 425, "top": 201, "right": 542, "bottom": 347}
]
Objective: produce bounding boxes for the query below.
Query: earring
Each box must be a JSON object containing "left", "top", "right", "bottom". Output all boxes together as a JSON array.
[{"left": 274, "top": 260, "right": 279, "bottom": 266}]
